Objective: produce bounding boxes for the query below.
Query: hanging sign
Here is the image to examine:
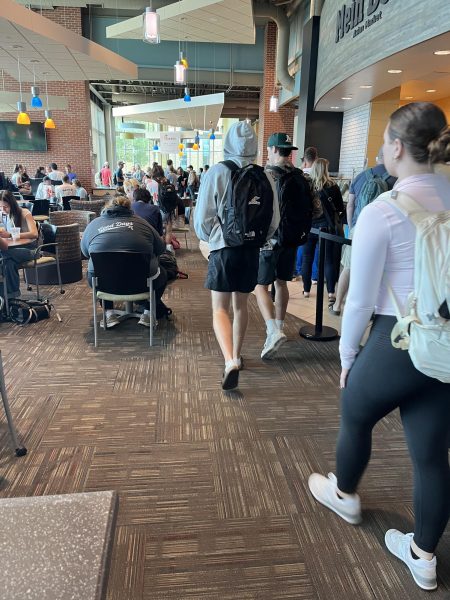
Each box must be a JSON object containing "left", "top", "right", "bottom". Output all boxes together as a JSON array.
[{"left": 159, "top": 132, "right": 181, "bottom": 154}]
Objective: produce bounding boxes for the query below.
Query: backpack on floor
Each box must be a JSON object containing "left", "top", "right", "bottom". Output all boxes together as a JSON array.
[
  {"left": 383, "top": 190, "right": 450, "bottom": 383},
  {"left": 158, "top": 181, "right": 178, "bottom": 214},
  {"left": 9, "top": 299, "right": 52, "bottom": 325},
  {"left": 269, "top": 165, "right": 313, "bottom": 248},
  {"left": 354, "top": 168, "right": 390, "bottom": 222},
  {"left": 220, "top": 161, "right": 274, "bottom": 248}
]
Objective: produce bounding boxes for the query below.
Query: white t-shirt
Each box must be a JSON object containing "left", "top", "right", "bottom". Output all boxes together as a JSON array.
[
  {"left": 340, "top": 173, "right": 450, "bottom": 369},
  {"left": 75, "top": 187, "right": 88, "bottom": 199},
  {"left": 48, "top": 170, "right": 65, "bottom": 181},
  {"left": 55, "top": 183, "right": 76, "bottom": 201},
  {"left": 35, "top": 182, "right": 54, "bottom": 200},
  {"left": 146, "top": 179, "right": 159, "bottom": 200}
]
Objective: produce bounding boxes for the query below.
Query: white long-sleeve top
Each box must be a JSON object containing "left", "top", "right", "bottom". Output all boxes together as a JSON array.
[{"left": 340, "top": 173, "right": 450, "bottom": 370}]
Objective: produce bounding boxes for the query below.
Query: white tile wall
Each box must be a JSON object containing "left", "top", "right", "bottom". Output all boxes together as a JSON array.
[{"left": 339, "top": 103, "right": 371, "bottom": 179}]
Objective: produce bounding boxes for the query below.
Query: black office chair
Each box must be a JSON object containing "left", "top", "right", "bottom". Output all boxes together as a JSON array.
[
  {"left": 90, "top": 252, "right": 160, "bottom": 348},
  {"left": 51, "top": 179, "right": 63, "bottom": 186},
  {"left": 29, "top": 178, "right": 43, "bottom": 196},
  {"left": 31, "top": 199, "right": 50, "bottom": 222},
  {"left": 61, "top": 195, "right": 78, "bottom": 211}
]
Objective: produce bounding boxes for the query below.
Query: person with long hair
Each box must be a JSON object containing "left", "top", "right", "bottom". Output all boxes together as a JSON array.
[
  {"left": 308, "top": 102, "right": 450, "bottom": 591},
  {"left": 301, "top": 158, "right": 344, "bottom": 302},
  {"left": 0, "top": 190, "right": 38, "bottom": 297}
]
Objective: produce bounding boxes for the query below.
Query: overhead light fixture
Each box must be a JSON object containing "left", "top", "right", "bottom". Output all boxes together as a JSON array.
[
  {"left": 387, "top": 69, "right": 402, "bottom": 74},
  {"left": 269, "top": 95, "right": 278, "bottom": 112},
  {"left": 209, "top": 128, "right": 216, "bottom": 140},
  {"left": 178, "top": 142, "right": 184, "bottom": 150},
  {"left": 426, "top": 89, "right": 437, "bottom": 93},
  {"left": 44, "top": 109, "right": 55, "bottom": 129},
  {"left": 174, "top": 60, "right": 186, "bottom": 85},
  {"left": 153, "top": 141, "right": 159, "bottom": 151},
  {"left": 31, "top": 86, "right": 43, "bottom": 108},
  {"left": 183, "top": 87, "right": 191, "bottom": 102},
  {"left": 17, "top": 101, "right": 30, "bottom": 125},
  {"left": 330, "top": 106, "right": 340, "bottom": 109},
  {"left": 16, "top": 57, "right": 30, "bottom": 125},
  {"left": 359, "top": 85, "right": 372, "bottom": 89},
  {"left": 405, "top": 96, "right": 413, "bottom": 100},
  {"left": 179, "top": 51, "right": 189, "bottom": 69},
  {"left": 143, "top": 3, "right": 160, "bottom": 44},
  {"left": 434, "top": 50, "right": 450, "bottom": 55},
  {"left": 178, "top": 151, "right": 183, "bottom": 157},
  {"left": 43, "top": 80, "right": 56, "bottom": 129},
  {"left": 341, "top": 97, "right": 352, "bottom": 100},
  {"left": 192, "top": 131, "right": 200, "bottom": 150}
]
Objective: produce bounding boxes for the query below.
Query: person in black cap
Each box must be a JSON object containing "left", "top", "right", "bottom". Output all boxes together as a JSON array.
[{"left": 256, "top": 132, "right": 313, "bottom": 359}]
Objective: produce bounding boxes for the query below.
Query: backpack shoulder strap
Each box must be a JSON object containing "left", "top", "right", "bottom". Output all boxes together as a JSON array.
[
  {"left": 220, "top": 160, "right": 239, "bottom": 172},
  {"left": 382, "top": 190, "right": 428, "bottom": 225}
]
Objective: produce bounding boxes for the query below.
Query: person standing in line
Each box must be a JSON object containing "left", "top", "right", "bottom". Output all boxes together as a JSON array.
[
  {"left": 194, "top": 121, "right": 279, "bottom": 390},
  {"left": 301, "top": 146, "right": 318, "bottom": 174},
  {"left": 255, "top": 133, "right": 313, "bottom": 359},
  {"left": 113, "top": 161, "right": 125, "bottom": 187},
  {"left": 186, "top": 165, "right": 198, "bottom": 201},
  {"left": 330, "top": 148, "right": 396, "bottom": 315},
  {"left": 308, "top": 102, "right": 450, "bottom": 592}
]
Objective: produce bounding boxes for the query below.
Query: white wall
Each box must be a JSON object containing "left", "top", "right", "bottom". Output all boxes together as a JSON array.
[{"left": 338, "top": 103, "right": 371, "bottom": 179}]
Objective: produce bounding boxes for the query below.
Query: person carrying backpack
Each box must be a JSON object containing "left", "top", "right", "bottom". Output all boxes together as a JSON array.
[
  {"left": 308, "top": 102, "right": 450, "bottom": 592},
  {"left": 330, "top": 149, "right": 396, "bottom": 315},
  {"left": 255, "top": 132, "right": 313, "bottom": 359},
  {"left": 194, "top": 121, "right": 279, "bottom": 390}
]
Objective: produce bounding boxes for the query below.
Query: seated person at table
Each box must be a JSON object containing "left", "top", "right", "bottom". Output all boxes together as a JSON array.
[
  {"left": 73, "top": 179, "right": 88, "bottom": 199},
  {"left": 81, "top": 195, "right": 168, "bottom": 329},
  {"left": 34, "top": 166, "right": 46, "bottom": 179},
  {"left": 64, "top": 164, "right": 77, "bottom": 182},
  {"left": 131, "top": 188, "right": 163, "bottom": 236},
  {"left": 55, "top": 175, "right": 76, "bottom": 206},
  {"left": 0, "top": 190, "right": 38, "bottom": 298},
  {"left": 11, "top": 164, "right": 31, "bottom": 195},
  {"left": 35, "top": 176, "right": 54, "bottom": 200},
  {"left": 47, "top": 162, "right": 65, "bottom": 182}
]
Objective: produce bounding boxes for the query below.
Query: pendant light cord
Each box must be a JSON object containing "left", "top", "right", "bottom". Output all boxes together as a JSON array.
[{"left": 17, "top": 56, "right": 23, "bottom": 102}]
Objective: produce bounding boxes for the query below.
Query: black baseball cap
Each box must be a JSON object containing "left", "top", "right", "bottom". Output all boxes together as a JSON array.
[{"left": 267, "top": 132, "right": 298, "bottom": 150}]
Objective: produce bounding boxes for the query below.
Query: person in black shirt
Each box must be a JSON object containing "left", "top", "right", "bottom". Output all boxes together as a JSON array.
[{"left": 131, "top": 188, "right": 163, "bottom": 236}]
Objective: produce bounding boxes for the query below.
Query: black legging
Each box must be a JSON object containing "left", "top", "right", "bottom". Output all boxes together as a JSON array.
[
  {"left": 301, "top": 218, "right": 337, "bottom": 294},
  {"left": 336, "top": 315, "right": 450, "bottom": 553}
]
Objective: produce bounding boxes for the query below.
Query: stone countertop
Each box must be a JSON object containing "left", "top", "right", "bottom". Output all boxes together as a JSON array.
[{"left": 0, "top": 490, "right": 118, "bottom": 600}]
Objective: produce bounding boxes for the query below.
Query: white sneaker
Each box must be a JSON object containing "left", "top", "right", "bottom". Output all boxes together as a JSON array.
[
  {"left": 261, "top": 331, "right": 287, "bottom": 359},
  {"left": 385, "top": 530, "right": 437, "bottom": 591},
  {"left": 99, "top": 311, "right": 120, "bottom": 329},
  {"left": 308, "top": 472, "right": 362, "bottom": 525}
]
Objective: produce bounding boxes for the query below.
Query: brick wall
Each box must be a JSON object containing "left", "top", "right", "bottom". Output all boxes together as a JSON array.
[
  {"left": 338, "top": 103, "right": 371, "bottom": 179},
  {"left": 0, "top": 8, "right": 93, "bottom": 189},
  {"left": 257, "top": 22, "right": 296, "bottom": 166}
]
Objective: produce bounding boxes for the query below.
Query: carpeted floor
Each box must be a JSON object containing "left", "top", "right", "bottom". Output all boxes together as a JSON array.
[{"left": 0, "top": 239, "right": 449, "bottom": 599}]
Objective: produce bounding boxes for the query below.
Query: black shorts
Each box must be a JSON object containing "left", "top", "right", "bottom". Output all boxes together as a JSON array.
[
  {"left": 257, "top": 246, "right": 297, "bottom": 285},
  {"left": 205, "top": 246, "right": 260, "bottom": 293}
]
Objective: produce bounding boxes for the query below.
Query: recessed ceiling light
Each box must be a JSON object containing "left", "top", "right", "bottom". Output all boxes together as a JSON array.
[
  {"left": 360, "top": 85, "right": 372, "bottom": 89},
  {"left": 434, "top": 50, "right": 450, "bottom": 55},
  {"left": 387, "top": 69, "right": 402, "bottom": 74},
  {"left": 341, "top": 97, "right": 352, "bottom": 100},
  {"left": 426, "top": 89, "right": 437, "bottom": 93},
  {"left": 330, "top": 106, "right": 340, "bottom": 109},
  {"left": 405, "top": 96, "right": 413, "bottom": 99}
]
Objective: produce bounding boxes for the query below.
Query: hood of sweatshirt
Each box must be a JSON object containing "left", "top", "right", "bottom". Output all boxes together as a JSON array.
[{"left": 223, "top": 121, "right": 257, "bottom": 161}]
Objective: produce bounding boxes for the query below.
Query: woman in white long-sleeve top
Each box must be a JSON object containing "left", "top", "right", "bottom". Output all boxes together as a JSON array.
[{"left": 308, "top": 102, "right": 450, "bottom": 592}]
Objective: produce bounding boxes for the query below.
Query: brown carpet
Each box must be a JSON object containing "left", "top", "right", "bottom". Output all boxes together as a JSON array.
[{"left": 0, "top": 238, "right": 449, "bottom": 599}]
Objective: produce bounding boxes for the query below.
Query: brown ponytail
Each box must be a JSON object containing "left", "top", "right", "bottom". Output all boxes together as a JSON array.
[{"left": 428, "top": 127, "right": 450, "bottom": 165}]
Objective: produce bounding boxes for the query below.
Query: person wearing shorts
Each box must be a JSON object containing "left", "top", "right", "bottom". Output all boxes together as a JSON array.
[
  {"left": 194, "top": 121, "right": 279, "bottom": 390},
  {"left": 255, "top": 132, "right": 301, "bottom": 360}
]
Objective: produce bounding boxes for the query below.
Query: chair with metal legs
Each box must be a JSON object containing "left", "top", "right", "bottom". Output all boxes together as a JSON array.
[
  {"left": 0, "top": 350, "right": 27, "bottom": 457},
  {"left": 90, "top": 252, "right": 160, "bottom": 348}
]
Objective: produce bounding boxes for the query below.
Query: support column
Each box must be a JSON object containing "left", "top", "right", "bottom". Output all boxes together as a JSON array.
[
  {"left": 257, "top": 22, "right": 296, "bottom": 166},
  {"left": 104, "top": 105, "right": 116, "bottom": 168},
  {"left": 295, "top": 16, "right": 343, "bottom": 172}
]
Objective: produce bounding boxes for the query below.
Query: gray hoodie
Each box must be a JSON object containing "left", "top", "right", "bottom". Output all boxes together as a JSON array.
[{"left": 194, "top": 121, "right": 279, "bottom": 251}]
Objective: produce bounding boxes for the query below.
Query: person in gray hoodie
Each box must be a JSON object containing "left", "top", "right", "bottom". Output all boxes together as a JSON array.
[
  {"left": 81, "top": 195, "right": 167, "bottom": 329},
  {"left": 194, "top": 121, "right": 280, "bottom": 390}
]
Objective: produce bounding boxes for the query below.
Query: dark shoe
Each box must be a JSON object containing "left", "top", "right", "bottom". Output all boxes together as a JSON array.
[
  {"left": 328, "top": 305, "right": 341, "bottom": 316},
  {"left": 221, "top": 366, "right": 239, "bottom": 390}
]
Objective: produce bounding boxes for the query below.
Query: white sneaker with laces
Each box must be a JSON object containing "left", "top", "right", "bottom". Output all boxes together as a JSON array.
[
  {"left": 261, "top": 330, "right": 287, "bottom": 359},
  {"left": 385, "top": 530, "right": 437, "bottom": 591},
  {"left": 308, "top": 472, "right": 362, "bottom": 525},
  {"left": 99, "top": 311, "right": 120, "bottom": 329}
]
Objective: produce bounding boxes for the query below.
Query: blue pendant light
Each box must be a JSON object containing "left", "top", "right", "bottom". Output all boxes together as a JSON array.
[
  {"left": 153, "top": 141, "right": 159, "bottom": 151},
  {"left": 183, "top": 87, "right": 191, "bottom": 102},
  {"left": 31, "top": 86, "right": 43, "bottom": 108},
  {"left": 209, "top": 128, "right": 216, "bottom": 140}
]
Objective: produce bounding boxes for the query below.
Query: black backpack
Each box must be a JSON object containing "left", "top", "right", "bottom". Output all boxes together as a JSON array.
[
  {"left": 158, "top": 181, "right": 178, "bottom": 214},
  {"left": 220, "top": 161, "right": 273, "bottom": 248},
  {"left": 269, "top": 166, "right": 313, "bottom": 248}
]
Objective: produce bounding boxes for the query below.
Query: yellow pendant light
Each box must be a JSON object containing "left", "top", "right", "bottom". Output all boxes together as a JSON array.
[
  {"left": 44, "top": 109, "right": 56, "bottom": 129},
  {"left": 16, "top": 58, "right": 30, "bottom": 125}
]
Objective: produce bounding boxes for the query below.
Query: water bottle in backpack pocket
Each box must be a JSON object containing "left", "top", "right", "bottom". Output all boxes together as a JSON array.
[{"left": 219, "top": 161, "right": 274, "bottom": 247}]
